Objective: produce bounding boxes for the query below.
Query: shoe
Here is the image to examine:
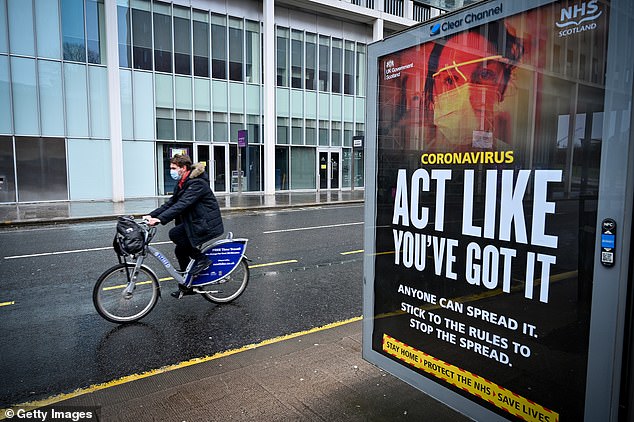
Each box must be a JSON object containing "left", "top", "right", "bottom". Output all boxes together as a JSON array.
[
  {"left": 170, "top": 284, "right": 195, "bottom": 299},
  {"left": 190, "top": 257, "right": 212, "bottom": 276}
]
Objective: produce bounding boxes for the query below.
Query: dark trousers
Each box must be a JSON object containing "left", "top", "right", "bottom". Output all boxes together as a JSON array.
[{"left": 169, "top": 224, "right": 204, "bottom": 271}]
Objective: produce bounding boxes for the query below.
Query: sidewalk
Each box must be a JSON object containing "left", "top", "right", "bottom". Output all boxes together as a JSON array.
[
  {"left": 1, "top": 191, "right": 468, "bottom": 421},
  {"left": 31, "top": 320, "right": 467, "bottom": 422},
  {"left": 0, "top": 191, "right": 365, "bottom": 226}
]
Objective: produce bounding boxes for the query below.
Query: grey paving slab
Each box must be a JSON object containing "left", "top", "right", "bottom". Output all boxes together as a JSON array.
[{"left": 48, "top": 321, "right": 469, "bottom": 422}]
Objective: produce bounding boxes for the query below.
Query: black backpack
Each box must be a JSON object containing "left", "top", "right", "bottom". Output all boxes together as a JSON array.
[{"left": 113, "top": 216, "right": 146, "bottom": 256}]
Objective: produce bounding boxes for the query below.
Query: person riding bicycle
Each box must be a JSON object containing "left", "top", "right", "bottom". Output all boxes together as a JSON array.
[{"left": 144, "top": 154, "right": 224, "bottom": 298}]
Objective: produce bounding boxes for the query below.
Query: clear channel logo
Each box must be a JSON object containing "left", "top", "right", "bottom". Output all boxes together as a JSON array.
[
  {"left": 556, "top": 0, "right": 602, "bottom": 37},
  {"left": 428, "top": 3, "right": 503, "bottom": 37}
]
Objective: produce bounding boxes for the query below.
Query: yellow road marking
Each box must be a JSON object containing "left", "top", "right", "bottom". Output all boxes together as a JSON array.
[
  {"left": 340, "top": 250, "right": 395, "bottom": 256},
  {"left": 249, "top": 259, "right": 298, "bottom": 268},
  {"left": 0, "top": 301, "right": 15, "bottom": 307},
  {"left": 1, "top": 316, "right": 363, "bottom": 415},
  {"left": 101, "top": 280, "right": 154, "bottom": 291},
  {"left": 341, "top": 250, "right": 363, "bottom": 255}
]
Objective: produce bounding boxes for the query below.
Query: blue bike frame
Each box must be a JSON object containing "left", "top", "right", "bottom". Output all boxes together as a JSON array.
[{"left": 144, "top": 234, "right": 248, "bottom": 288}]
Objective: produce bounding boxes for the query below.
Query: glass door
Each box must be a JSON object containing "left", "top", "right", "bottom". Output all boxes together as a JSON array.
[
  {"left": 317, "top": 149, "right": 341, "bottom": 190},
  {"left": 196, "top": 144, "right": 211, "bottom": 181},
  {"left": 212, "top": 144, "right": 229, "bottom": 193}
]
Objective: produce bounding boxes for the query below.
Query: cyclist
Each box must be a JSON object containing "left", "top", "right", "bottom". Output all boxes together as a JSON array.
[{"left": 144, "top": 154, "right": 224, "bottom": 298}]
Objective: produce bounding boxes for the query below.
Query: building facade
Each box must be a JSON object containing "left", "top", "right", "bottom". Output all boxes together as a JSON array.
[{"left": 0, "top": 0, "right": 468, "bottom": 203}]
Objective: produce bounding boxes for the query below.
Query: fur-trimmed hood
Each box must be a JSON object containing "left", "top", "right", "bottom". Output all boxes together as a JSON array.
[{"left": 189, "top": 162, "right": 207, "bottom": 179}]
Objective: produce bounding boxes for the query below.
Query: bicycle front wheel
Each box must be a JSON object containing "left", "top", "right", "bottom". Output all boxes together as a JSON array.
[
  {"left": 201, "top": 258, "right": 249, "bottom": 304},
  {"left": 93, "top": 263, "right": 159, "bottom": 324}
]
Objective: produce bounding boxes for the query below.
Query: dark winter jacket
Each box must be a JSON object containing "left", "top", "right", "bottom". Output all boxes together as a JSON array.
[{"left": 150, "top": 163, "right": 224, "bottom": 246}]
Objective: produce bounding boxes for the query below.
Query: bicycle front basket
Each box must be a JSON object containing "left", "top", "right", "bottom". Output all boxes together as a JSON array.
[{"left": 114, "top": 216, "right": 146, "bottom": 256}]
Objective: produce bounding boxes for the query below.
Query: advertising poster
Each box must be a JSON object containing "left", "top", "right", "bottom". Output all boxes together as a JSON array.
[{"left": 371, "top": 1, "right": 609, "bottom": 420}]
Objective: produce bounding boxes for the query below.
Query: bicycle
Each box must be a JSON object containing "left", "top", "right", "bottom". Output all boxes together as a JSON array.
[{"left": 93, "top": 219, "right": 250, "bottom": 324}]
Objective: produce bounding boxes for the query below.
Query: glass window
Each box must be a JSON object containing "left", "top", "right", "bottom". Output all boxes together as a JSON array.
[
  {"left": 229, "top": 113, "right": 243, "bottom": 142},
  {"left": 155, "top": 73, "right": 173, "bottom": 108},
  {"left": 356, "top": 44, "right": 366, "bottom": 97},
  {"left": 244, "top": 144, "right": 261, "bottom": 191},
  {"left": 193, "top": 10, "right": 209, "bottom": 77},
  {"left": 64, "top": 63, "right": 89, "bottom": 137},
  {"left": 0, "top": 0, "right": 8, "bottom": 54},
  {"left": 319, "top": 36, "right": 329, "bottom": 91},
  {"left": 194, "top": 77, "right": 210, "bottom": 110},
  {"left": 305, "top": 119, "right": 316, "bottom": 145},
  {"left": 245, "top": 21, "right": 260, "bottom": 84},
  {"left": 344, "top": 41, "right": 354, "bottom": 95},
  {"left": 195, "top": 110, "right": 210, "bottom": 142},
  {"left": 291, "top": 30, "right": 303, "bottom": 89},
  {"left": 277, "top": 27, "right": 289, "bottom": 87},
  {"left": 290, "top": 147, "right": 315, "bottom": 189},
  {"left": 117, "top": 3, "right": 131, "bottom": 67},
  {"left": 354, "top": 146, "right": 363, "bottom": 187},
  {"left": 8, "top": 0, "right": 34, "bottom": 56},
  {"left": 174, "top": 6, "right": 191, "bottom": 75},
  {"left": 305, "top": 33, "right": 316, "bottom": 91},
  {"left": 291, "top": 118, "right": 303, "bottom": 145},
  {"left": 12, "top": 57, "right": 39, "bottom": 135},
  {"left": 175, "top": 75, "right": 192, "bottom": 109},
  {"left": 132, "top": 0, "right": 152, "bottom": 70},
  {"left": 176, "top": 109, "right": 192, "bottom": 140},
  {"left": 319, "top": 120, "right": 329, "bottom": 145},
  {"left": 16, "top": 137, "right": 68, "bottom": 201},
  {"left": 89, "top": 66, "right": 109, "bottom": 138},
  {"left": 211, "top": 14, "right": 226, "bottom": 79},
  {"left": 132, "top": 70, "right": 154, "bottom": 139},
  {"left": 332, "top": 38, "right": 342, "bottom": 94},
  {"left": 61, "top": 0, "right": 85, "bottom": 61},
  {"left": 123, "top": 140, "right": 155, "bottom": 197},
  {"left": 342, "top": 148, "right": 351, "bottom": 188},
  {"left": 212, "top": 112, "right": 228, "bottom": 142},
  {"left": 0, "top": 137, "right": 16, "bottom": 202},
  {"left": 277, "top": 117, "right": 289, "bottom": 144},
  {"left": 120, "top": 69, "right": 133, "bottom": 138},
  {"left": 38, "top": 60, "right": 65, "bottom": 136},
  {"left": 331, "top": 121, "right": 342, "bottom": 146},
  {"left": 229, "top": 18, "right": 243, "bottom": 82},
  {"left": 68, "top": 139, "right": 112, "bottom": 199},
  {"left": 275, "top": 146, "right": 289, "bottom": 190},
  {"left": 156, "top": 107, "right": 174, "bottom": 139},
  {"left": 0, "top": 56, "right": 11, "bottom": 134},
  {"left": 35, "top": 0, "right": 62, "bottom": 59},
  {"left": 86, "top": 0, "right": 105, "bottom": 64},
  {"left": 247, "top": 114, "right": 260, "bottom": 144},
  {"left": 153, "top": 3, "right": 172, "bottom": 73},
  {"left": 344, "top": 121, "right": 353, "bottom": 147}
]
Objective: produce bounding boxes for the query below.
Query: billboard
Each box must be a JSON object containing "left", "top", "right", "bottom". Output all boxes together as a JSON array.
[{"left": 365, "top": 0, "right": 610, "bottom": 420}]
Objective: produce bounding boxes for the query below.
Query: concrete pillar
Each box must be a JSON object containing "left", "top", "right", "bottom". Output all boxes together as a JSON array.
[
  {"left": 373, "top": 18, "right": 384, "bottom": 41},
  {"left": 263, "top": 0, "right": 276, "bottom": 194},
  {"left": 105, "top": 0, "right": 124, "bottom": 202}
]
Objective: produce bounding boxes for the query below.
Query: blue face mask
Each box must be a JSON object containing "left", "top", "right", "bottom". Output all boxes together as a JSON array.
[{"left": 170, "top": 169, "right": 180, "bottom": 181}]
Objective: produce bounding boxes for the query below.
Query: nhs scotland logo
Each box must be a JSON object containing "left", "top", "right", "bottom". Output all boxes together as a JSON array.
[{"left": 556, "top": 0, "right": 602, "bottom": 37}]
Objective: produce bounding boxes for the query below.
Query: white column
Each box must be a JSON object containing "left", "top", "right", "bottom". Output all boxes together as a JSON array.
[
  {"left": 373, "top": 18, "right": 384, "bottom": 41},
  {"left": 404, "top": 0, "right": 413, "bottom": 20},
  {"left": 263, "top": 0, "right": 276, "bottom": 194},
  {"left": 105, "top": 0, "right": 124, "bottom": 202}
]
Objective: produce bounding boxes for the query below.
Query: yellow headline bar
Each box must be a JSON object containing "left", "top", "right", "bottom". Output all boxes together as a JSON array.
[{"left": 382, "top": 334, "right": 559, "bottom": 422}]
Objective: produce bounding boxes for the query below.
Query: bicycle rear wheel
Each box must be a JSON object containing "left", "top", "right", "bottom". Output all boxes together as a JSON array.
[
  {"left": 93, "top": 263, "right": 159, "bottom": 323},
  {"left": 200, "top": 258, "right": 249, "bottom": 304}
]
